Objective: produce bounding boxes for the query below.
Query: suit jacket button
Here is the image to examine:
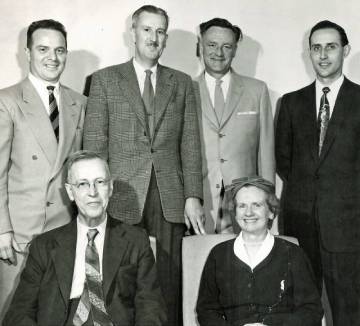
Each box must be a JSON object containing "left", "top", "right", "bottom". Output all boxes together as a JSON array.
[
  {"left": 32, "top": 155, "right": 38, "bottom": 160},
  {"left": 220, "top": 158, "right": 227, "bottom": 163},
  {"left": 151, "top": 149, "right": 155, "bottom": 153},
  {"left": 46, "top": 201, "right": 51, "bottom": 207},
  {"left": 216, "top": 184, "right": 220, "bottom": 188},
  {"left": 219, "top": 133, "right": 225, "bottom": 138}
]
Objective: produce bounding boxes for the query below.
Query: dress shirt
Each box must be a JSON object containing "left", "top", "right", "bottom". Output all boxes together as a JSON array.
[
  {"left": 315, "top": 75, "right": 344, "bottom": 119},
  {"left": 233, "top": 231, "right": 274, "bottom": 270},
  {"left": 28, "top": 73, "right": 60, "bottom": 115},
  {"left": 133, "top": 58, "right": 158, "bottom": 94},
  {"left": 69, "top": 216, "right": 107, "bottom": 299},
  {"left": 205, "top": 70, "right": 231, "bottom": 107}
]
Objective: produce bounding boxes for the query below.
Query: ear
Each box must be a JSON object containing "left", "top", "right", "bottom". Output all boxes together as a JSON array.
[
  {"left": 268, "top": 211, "right": 275, "bottom": 221},
  {"left": 232, "top": 44, "right": 238, "bottom": 58},
  {"left": 343, "top": 44, "right": 351, "bottom": 58},
  {"left": 131, "top": 26, "right": 136, "bottom": 44},
  {"left": 25, "top": 47, "right": 31, "bottom": 63},
  {"left": 108, "top": 179, "right": 114, "bottom": 198},
  {"left": 65, "top": 183, "right": 75, "bottom": 201}
]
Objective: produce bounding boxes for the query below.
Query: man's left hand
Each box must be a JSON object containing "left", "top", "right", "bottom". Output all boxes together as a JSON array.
[{"left": 184, "top": 197, "right": 206, "bottom": 235}]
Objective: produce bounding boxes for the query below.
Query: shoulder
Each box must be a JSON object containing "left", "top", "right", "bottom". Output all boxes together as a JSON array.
[
  {"left": 274, "top": 237, "right": 309, "bottom": 262},
  {"left": 210, "top": 238, "right": 236, "bottom": 256},
  {"left": 282, "top": 82, "right": 314, "bottom": 101},
  {"left": 343, "top": 77, "right": 360, "bottom": 93},
  {"left": 159, "top": 65, "right": 192, "bottom": 82},
  {"left": 92, "top": 61, "right": 131, "bottom": 79},
  {"left": 233, "top": 72, "right": 268, "bottom": 89},
  {"left": 61, "top": 85, "right": 87, "bottom": 104},
  {"left": 0, "top": 81, "right": 25, "bottom": 101},
  {"left": 109, "top": 217, "right": 149, "bottom": 245}
]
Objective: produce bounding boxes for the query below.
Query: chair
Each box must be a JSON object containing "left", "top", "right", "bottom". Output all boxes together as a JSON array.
[{"left": 182, "top": 234, "right": 299, "bottom": 326}]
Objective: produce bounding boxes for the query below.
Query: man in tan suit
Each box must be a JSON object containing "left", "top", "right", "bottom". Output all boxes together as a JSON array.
[
  {"left": 194, "top": 18, "right": 275, "bottom": 233},
  {"left": 0, "top": 19, "right": 86, "bottom": 320}
]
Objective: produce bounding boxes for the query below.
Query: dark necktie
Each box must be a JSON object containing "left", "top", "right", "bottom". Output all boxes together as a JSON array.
[
  {"left": 47, "top": 86, "right": 59, "bottom": 142},
  {"left": 214, "top": 79, "right": 225, "bottom": 124},
  {"left": 73, "top": 229, "right": 113, "bottom": 326},
  {"left": 143, "top": 70, "right": 155, "bottom": 136},
  {"left": 318, "top": 87, "right": 330, "bottom": 155}
]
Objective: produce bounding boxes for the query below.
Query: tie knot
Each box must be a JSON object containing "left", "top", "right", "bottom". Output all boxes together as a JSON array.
[
  {"left": 322, "top": 87, "right": 330, "bottom": 95},
  {"left": 145, "top": 69, "right": 152, "bottom": 77},
  {"left": 87, "top": 229, "right": 98, "bottom": 243},
  {"left": 47, "top": 85, "right": 55, "bottom": 94},
  {"left": 216, "top": 79, "right": 223, "bottom": 86}
]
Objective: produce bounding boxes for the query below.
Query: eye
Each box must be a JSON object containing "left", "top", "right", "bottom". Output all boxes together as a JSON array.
[
  {"left": 223, "top": 44, "right": 233, "bottom": 50},
  {"left": 326, "top": 44, "right": 337, "bottom": 51},
  {"left": 95, "top": 179, "right": 106, "bottom": 186},
  {"left": 253, "top": 202, "right": 262, "bottom": 208},
  {"left": 38, "top": 47, "right": 47, "bottom": 53},
  {"left": 157, "top": 29, "right": 166, "bottom": 35},
  {"left": 143, "top": 27, "right": 150, "bottom": 32},
  {"left": 311, "top": 45, "right": 321, "bottom": 52},
  {"left": 237, "top": 203, "right": 246, "bottom": 209},
  {"left": 56, "top": 48, "right": 66, "bottom": 54},
  {"left": 77, "top": 181, "right": 89, "bottom": 190}
]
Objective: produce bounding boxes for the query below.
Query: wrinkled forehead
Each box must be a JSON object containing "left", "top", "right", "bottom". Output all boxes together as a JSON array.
[
  {"left": 68, "top": 158, "right": 110, "bottom": 181},
  {"left": 310, "top": 28, "right": 342, "bottom": 46}
]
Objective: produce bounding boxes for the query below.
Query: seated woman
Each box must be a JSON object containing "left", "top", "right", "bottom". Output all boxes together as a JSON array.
[{"left": 196, "top": 176, "right": 323, "bottom": 326}]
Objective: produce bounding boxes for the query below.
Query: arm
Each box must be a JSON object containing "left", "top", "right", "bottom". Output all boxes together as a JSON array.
[
  {"left": 275, "top": 95, "right": 293, "bottom": 182},
  {"left": 181, "top": 77, "right": 205, "bottom": 233},
  {"left": 3, "top": 239, "right": 44, "bottom": 326},
  {"left": 83, "top": 72, "right": 109, "bottom": 160},
  {"left": 134, "top": 231, "right": 167, "bottom": 326},
  {"left": 196, "top": 251, "right": 227, "bottom": 326},
  {"left": 258, "top": 82, "right": 275, "bottom": 183}
]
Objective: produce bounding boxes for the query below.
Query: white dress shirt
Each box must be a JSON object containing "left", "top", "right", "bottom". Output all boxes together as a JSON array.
[
  {"left": 315, "top": 75, "right": 344, "bottom": 119},
  {"left": 233, "top": 231, "right": 275, "bottom": 270},
  {"left": 69, "top": 216, "right": 107, "bottom": 299},
  {"left": 133, "top": 58, "right": 158, "bottom": 94},
  {"left": 28, "top": 73, "right": 60, "bottom": 115},
  {"left": 205, "top": 70, "right": 231, "bottom": 107}
]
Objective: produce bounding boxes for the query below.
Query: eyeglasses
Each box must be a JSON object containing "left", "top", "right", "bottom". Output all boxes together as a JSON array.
[{"left": 66, "top": 178, "right": 111, "bottom": 192}]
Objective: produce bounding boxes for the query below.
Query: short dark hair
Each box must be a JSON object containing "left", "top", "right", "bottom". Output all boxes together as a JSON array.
[
  {"left": 132, "top": 5, "right": 169, "bottom": 31},
  {"left": 199, "top": 18, "right": 242, "bottom": 42},
  {"left": 66, "top": 150, "right": 110, "bottom": 182},
  {"left": 27, "top": 19, "right": 67, "bottom": 48},
  {"left": 309, "top": 20, "right": 349, "bottom": 47}
]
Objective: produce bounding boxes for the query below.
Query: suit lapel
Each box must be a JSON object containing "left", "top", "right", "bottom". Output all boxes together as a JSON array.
[
  {"left": 19, "top": 78, "right": 57, "bottom": 165},
  {"left": 219, "top": 73, "right": 244, "bottom": 129},
  {"left": 52, "top": 221, "right": 77, "bottom": 306},
  {"left": 118, "top": 61, "right": 150, "bottom": 137},
  {"left": 102, "top": 218, "right": 130, "bottom": 298},
  {"left": 196, "top": 73, "right": 220, "bottom": 130},
  {"left": 51, "top": 86, "right": 80, "bottom": 178},
  {"left": 319, "top": 78, "right": 350, "bottom": 164},
  {"left": 153, "top": 65, "right": 176, "bottom": 141}
]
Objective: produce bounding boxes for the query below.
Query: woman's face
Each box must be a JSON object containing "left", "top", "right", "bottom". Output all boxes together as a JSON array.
[{"left": 234, "top": 186, "right": 274, "bottom": 236}]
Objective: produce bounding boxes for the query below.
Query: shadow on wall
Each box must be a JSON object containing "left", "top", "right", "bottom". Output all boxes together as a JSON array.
[
  {"left": 348, "top": 51, "right": 360, "bottom": 83},
  {"left": 16, "top": 28, "right": 28, "bottom": 82},
  {"left": 301, "top": 28, "right": 315, "bottom": 81}
]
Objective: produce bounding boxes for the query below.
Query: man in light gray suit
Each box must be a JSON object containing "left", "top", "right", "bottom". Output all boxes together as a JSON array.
[
  {"left": 0, "top": 19, "right": 86, "bottom": 321},
  {"left": 194, "top": 18, "right": 275, "bottom": 233}
]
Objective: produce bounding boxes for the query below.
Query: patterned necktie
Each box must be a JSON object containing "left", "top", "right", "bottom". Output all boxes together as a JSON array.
[
  {"left": 143, "top": 70, "right": 155, "bottom": 136},
  {"left": 47, "top": 86, "right": 59, "bottom": 142},
  {"left": 318, "top": 86, "right": 330, "bottom": 155},
  {"left": 214, "top": 79, "right": 225, "bottom": 124},
  {"left": 73, "top": 229, "right": 113, "bottom": 326}
]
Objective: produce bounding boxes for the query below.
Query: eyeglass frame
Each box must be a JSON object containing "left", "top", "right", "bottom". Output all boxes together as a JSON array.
[{"left": 66, "top": 178, "right": 112, "bottom": 192}]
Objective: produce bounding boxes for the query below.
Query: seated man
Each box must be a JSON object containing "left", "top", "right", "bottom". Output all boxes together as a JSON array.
[{"left": 4, "top": 150, "right": 166, "bottom": 326}]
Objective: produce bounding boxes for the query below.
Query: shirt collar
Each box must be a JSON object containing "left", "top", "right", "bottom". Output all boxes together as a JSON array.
[
  {"left": 77, "top": 214, "right": 108, "bottom": 238},
  {"left": 29, "top": 72, "right": 60, "bottom": 92},
  {"left": 133, "top": 58, "right": 158, "bottom": 78},
  {"left": 204, "top": 69, "right": 231, "bottom": 85},
  {"left": 315, "top": 74, "right": 344, "bottom": 95}
]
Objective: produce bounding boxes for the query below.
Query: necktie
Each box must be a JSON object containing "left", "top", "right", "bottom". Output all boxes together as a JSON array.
[
  {"left": 214, "top": 79, "right": 225, "bottom": 124},
  {"left": 47, "top": 86, "right": 59, "bottom": 142},
  {"left": 318, "top": 87, "right": 330, "bottom": 155},
  {"left": 73, "top": 229, "right": 113, "bottom": 326},
  {"left": 143, "top": 70, "right": 155, "bottom": 137}
]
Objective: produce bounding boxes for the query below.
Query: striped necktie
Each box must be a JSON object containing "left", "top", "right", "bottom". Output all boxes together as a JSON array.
[
  {"left": 73, "top": 229, "right": 113, "bottom": 326},
  {"left": 318, "top": 87, "right": 330, "bottom": 155},
  {"left": 47, "top": 85, "right": 59, "bottom": 142}
]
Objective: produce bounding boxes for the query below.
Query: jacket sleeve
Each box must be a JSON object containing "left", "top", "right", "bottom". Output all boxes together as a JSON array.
[
  {"left": 196, "top": 249, "right": 227, "bottom": 326},
  {"left": 3, "top": 239, "right": 44, "bottom": 326},
  {"left": 275, "top": 94, "right": 293, "bottom": 182},
  {"left": 83, "top": 72, "right": 109, "bottom": 160},
  {"left": 258, "top": 81, "right": 275, "bottom": 183},
  {"left": 181, "top": 76, "right": 203, "bottom": 200}
]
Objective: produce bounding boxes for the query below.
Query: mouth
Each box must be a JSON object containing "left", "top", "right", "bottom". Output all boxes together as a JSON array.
[
  {"left": 87, "top": 202, "right": 101, "bottom": 207},
  {"left": 319, "top": 62, "right": 331, "bottom": 68},
  {"left": 242, "top": 218, "right": 258, "bottom": 223},
  {"left": 44, "top": 63, "right": 59, "bottom": 70}
]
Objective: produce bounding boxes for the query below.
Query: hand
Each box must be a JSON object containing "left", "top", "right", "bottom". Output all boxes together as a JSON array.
[
  {"left": 184, "top": 197, "right": 206, "bottom": 235},
  {"left": 0, "top": 232, "right": 21, "bottom": 265}
]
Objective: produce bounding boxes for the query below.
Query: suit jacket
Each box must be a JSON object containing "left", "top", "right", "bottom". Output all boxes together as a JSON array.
[
  {"left": 276, "top": 77, "right": 360, "bottom": 252},
  {"left": 0, "top": 78, "right": 86, "bottom": 245},
  {"left": 193, "top": 71, "right": 275, "bottom": 231},
  {"left": 83, "top": 60, "right": 203, "bottom": 223},
  {"left": 4, "top": 217, "right": 166, "bottom": 326}
]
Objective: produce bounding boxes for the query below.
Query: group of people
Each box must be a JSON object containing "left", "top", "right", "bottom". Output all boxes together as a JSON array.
[{"left": 0, "top": 3, "right": 359, "bottom": 326}]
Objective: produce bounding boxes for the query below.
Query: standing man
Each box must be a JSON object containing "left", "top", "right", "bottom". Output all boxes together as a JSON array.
[
  {"left": 83, "top": 5, "right": 204, "bottom": 325},
  {"left": 0, "top": 19, "right": 86, "bottom": 321},
  {"left": 276, "top": 20, "right": 360, "bottom": 325},
  {"left": 194, "top": 18, "right": 275, "bottom": 233}
]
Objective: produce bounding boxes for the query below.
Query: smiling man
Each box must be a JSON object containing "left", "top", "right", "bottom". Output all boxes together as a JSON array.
[
  {"left": 194, "top": 18, "right": 275, "bottom": 234},
  {"left": 0, "top": 19, "right": 86, "bottom": 321},
  {"left": 4, "top": 150, "right": 166, "bottom": 326},
  {"left": 276, "top": 20, "right": 360, "bottom": 325},
  {"left": 83, "top": 5, "right": 203, "bottom": 325}
]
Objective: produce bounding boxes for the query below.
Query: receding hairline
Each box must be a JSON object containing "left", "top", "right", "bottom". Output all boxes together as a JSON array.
[{"left": 66, "top": 157, "right": 110, "bottom": 183}]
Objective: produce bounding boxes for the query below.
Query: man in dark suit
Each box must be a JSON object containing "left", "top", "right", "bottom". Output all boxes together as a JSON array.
[
  {"left": 276, "top": 20, "right": 360, "bottom": 325},
  {"left": 4, "top": 150, "right": 166, "bottom": 326},
  {"left": 83, "top": 5, "right": 204, "bottom": 325},
  {"left": 0, "top": 19, "right": 86, "bottom": 321}
]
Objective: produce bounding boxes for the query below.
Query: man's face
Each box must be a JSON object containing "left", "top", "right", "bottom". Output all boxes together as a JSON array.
[
  {"left": 200, "top": 26, "right": 237, "bottom": 79},
  {"left": 234, "top": 186, "right": 273, "bottom": 236},
  {"left": 309, "top": 28, "right": 350, "bottom": 84},
  {"left": 65, "top": 158, "right": 113, "bottom": 227},
  {"left": 131, "top": 11, "right": 168, "bottom": 67},
  {"left": 26, "top": 28, "right": 67, "bottom": 83}
]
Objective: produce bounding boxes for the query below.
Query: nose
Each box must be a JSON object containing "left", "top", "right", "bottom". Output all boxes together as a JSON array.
[
  {"left": 245, "top": 205, "right": 253, "bottom": 216},
  {"left": 320, "top": 47, "right": 328, "bottom": 59},
  {"left": 48, "top": 49, "right": 58, "bottom": 61},
  {"left": 149, "top": 30, "right": 158, "bottom": 42},
  {"left": 215, "top": 45, "right": 224, "bottom": 57},
  {"left": 88, "top": 183, "right": 98, "bottom": 196}
]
